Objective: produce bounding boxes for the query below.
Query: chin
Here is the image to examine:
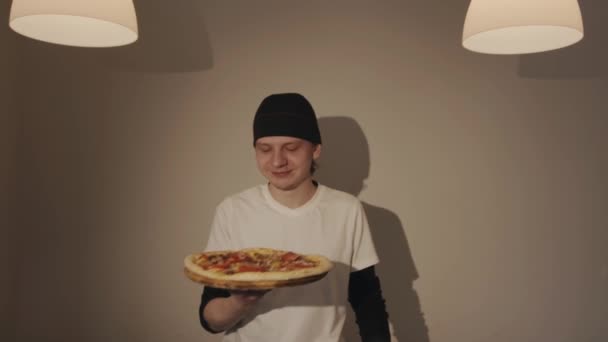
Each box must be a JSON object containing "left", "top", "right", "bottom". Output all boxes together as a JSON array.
[
  {"left": 265, "top": 170, "right": 309, "bottom": 191},
  {"left": 268, "top": 176, "right": 302, "bottom": 191}
]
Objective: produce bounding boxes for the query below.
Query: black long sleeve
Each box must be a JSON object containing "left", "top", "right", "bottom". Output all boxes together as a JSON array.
[
  {"left": 199, "top": 286, "right": 231, "bottom": 334},
  {"left": 199, "top": 266, "right": 390, "bottom": 340},
  {"left": 348, "top": 266, "right": 391, "bottom": 342}
]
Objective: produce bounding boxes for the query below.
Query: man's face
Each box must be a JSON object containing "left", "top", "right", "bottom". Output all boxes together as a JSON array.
[{"left": 254, "top": 136, "right": 321, "bottom": 191}]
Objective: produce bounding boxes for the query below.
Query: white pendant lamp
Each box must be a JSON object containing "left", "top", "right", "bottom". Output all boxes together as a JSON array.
[
  {"left": 463, "top": 0, "right": 584, "bottom": 54},
  {"left": 9, "top": 0, "right": 138, "bottom": 48}
]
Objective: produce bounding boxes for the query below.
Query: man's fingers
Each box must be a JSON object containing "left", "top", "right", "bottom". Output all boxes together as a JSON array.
[
  {"left": 232, "top": 289, "right": 269, "bottom": 296},
  {"left": 230, "top": 289, "right": 270, "bottom": 304}
]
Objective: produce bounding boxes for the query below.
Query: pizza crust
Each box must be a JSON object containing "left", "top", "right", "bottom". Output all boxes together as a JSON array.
[{"left": 183, "top": 248, "right": 333, "bottom": 289}]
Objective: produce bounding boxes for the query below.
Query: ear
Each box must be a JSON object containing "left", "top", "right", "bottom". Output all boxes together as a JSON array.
[{"left": 312, "top": 144, "right": 322, "bottom": 160}]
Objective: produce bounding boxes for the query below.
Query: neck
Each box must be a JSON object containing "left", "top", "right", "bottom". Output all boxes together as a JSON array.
[{"left": 268, "top": 179, "right": 318, "bottom": 209}]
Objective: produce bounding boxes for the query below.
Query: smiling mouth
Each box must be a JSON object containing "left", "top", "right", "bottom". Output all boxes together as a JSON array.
[{"left": 272, "top": 170, "right": 291, "bottom": 177}]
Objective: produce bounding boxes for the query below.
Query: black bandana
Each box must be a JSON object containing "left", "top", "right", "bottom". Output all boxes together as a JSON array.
[{"left": 253, "top": 93, "right": 322, "bottom": 145}]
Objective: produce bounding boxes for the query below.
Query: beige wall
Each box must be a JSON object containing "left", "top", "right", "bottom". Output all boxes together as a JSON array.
[
  {"left": 10, "top": 1, "right": 608, "bottom": 342},
  {"left": 0, "top": 1, "right": 19, "bottom": 341}
]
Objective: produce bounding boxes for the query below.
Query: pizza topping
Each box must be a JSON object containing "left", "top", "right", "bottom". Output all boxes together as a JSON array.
[
  {"left": 281, "top": 252, "right": 300, "bottom": 262},
  {"left": 194, "top": 249, "right": 320, "bottom": 275},
  {"left": 238, "top": 265, "right": 265, "bottom": 272}
]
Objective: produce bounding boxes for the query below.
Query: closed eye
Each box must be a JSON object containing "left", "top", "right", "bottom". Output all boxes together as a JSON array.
[
  {"left": 256, "top": 145, "right": 272, "bottom": 153},
  {"left": 285, "top": 144, "right": 300, "bottom": 151}
]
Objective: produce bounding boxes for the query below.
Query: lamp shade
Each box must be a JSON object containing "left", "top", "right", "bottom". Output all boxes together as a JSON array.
[
  {"left": 463, "top": 0, "right": 584, "bottom": 54},
  {"left": 9, "top": 0, "right": 138, "bottom": 47}
]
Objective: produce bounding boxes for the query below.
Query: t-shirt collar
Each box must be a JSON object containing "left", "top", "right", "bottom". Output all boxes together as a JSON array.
[{"left": 261, "top": 182, "right": 325, "bottom": 216}]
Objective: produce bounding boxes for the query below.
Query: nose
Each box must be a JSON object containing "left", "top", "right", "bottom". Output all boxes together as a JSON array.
[{"left": 271, "top": 150, "right": 287, "bottom": 168}]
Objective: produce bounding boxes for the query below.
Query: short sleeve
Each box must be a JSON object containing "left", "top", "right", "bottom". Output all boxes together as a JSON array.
[
  {"left": 204, "top": 198, "right": 233, "bottom": 251},
  {"left": 351, "top": 200, "right": 379, "bottom": 271}
]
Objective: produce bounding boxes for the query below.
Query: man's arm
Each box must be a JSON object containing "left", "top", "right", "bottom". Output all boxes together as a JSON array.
[
  {"left": 199, "top": 286, "right": 267, "bottom": 333},
  {"left": 348, "top": 266, "right": 391, "bottom": 342}
]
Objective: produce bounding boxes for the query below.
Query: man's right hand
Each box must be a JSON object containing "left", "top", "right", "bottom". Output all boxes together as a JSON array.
[
  {"left": 229, "top": 290, "right": 270, "bottom": 307},
  {"left": 203, "top": 289, "right": 270, "bottom": 332}
]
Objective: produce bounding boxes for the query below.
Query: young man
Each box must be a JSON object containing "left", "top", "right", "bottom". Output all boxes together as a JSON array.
[{"left": 199, "top": 93, "right": 390, "bottom": 341}]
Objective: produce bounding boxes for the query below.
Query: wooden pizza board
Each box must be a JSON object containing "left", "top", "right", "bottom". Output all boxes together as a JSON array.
[{"left": 184, "top": 267, "right": 329, "bottom": 290}]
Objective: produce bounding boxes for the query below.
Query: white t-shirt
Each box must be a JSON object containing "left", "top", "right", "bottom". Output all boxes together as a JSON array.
[{"left": 205, "top": 183, "right": 379, "bottom": 342}]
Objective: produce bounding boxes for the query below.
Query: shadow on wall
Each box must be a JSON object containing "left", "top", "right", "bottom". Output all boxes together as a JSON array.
[
  {"left": 0, "top": 2, "right": 18, "bottom": 341},
  {"left": 100, "top": 0, "right": 214, "bottom": 72},
  {"left": 15, "top": 0, "right": 213, "bottom": 73},
  {"left": 518, "top": 0, "right": 608, "bottom": 80},
  {"left": 315, "top": 117, "right": 430, "bottom": 342}
]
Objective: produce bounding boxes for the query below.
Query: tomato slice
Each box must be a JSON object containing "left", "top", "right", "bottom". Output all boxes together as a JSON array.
[
  {"left": 281, "top": 252, "right": 300, "bottom": 262},
  {"left": 238, "top": 265, "right": 265, "bottom": 272},
  {"left": 210, "top": 262, "right": 231, "bottom": 269},
  {"left": 230, "top": 252, "right": 247, "bottom": 262}
]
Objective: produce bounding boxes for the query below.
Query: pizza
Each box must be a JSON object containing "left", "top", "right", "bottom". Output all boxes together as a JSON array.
[{"left": 184, "top": 248, "right": 333, "bottom": 290}]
